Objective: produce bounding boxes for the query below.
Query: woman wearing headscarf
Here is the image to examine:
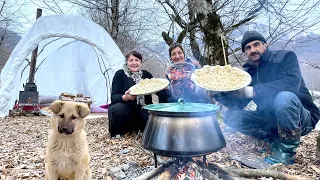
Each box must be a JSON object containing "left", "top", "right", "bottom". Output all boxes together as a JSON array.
[
  {"left": 108, "top": 51, "right": 154, "bottom": 137},
  {"left": 159, "top": 43, "right": 210, "bottom": 103},
  {"left": 169, "top": 42, "right": 201, "bottom": 68}
]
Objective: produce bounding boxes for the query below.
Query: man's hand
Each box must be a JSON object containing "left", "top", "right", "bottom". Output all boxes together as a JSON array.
[
  {"left": 221, "top": 86, "right": 254, "bottom": 98},
  {"left": 122, "top": 90, "right": 137, "bottom": 101}
]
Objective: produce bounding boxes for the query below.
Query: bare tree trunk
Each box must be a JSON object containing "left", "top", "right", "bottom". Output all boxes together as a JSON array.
[
  {"left": 187, "top": 1, "right": 205, "bottom": 65},
  {"left": 203, "top": 12, "right": 227, "bottom": 66},
  {"left": 111, "top": 0, "right": 120, "bottom": 41},
  {"left": 189, "top": 0, "right": 228, "bottom": 66}
]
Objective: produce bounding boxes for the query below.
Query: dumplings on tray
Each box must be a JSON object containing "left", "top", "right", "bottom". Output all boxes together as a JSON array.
[
  {"left": 193, "top": 65, "right": 251, "bottom": 91},
  {"left": 129, "top": 78, "right": 169, "bottom": 95}
]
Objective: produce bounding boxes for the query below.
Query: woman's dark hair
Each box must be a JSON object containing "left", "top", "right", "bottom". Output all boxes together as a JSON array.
[
  {"left": 125, "top": 51, "right": 142, "bottom": 62},
  {"left": 169, "top": 43, "right": 185, "bottom": 57}
]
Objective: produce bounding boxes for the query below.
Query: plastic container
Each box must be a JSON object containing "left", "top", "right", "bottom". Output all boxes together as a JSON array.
[{"left": 165, "top": 62, "right": 195, "bottom": 80}]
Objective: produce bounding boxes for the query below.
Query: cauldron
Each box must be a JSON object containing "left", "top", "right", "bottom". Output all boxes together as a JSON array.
[{"left": 141, "top": 99, "right": 226, "bottom": 157}]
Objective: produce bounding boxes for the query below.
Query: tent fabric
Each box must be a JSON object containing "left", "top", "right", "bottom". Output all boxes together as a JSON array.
[{"left": 0, "top": 15, "right": 125, "bottom": 117}]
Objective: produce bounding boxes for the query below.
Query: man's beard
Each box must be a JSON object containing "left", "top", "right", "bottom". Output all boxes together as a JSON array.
[{"left": 250, "top": 51, "right": 261, "bottom": 61}]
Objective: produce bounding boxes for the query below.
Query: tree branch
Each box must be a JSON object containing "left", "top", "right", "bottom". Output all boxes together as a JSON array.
[
  {"left": 225, "top": 15, "right": 257, "bottom": 33},
  {"left": 177, "top": 28, "right": 186, "bottom": 43},
  {"left": 158, "top": 0, "right": 187, "bottom": 29},
  {"left": 0, "top": 1, "right": 5, "bottom": 15},
  {"left": 162, "top": 31, "right": 173, "bottom": 45}
]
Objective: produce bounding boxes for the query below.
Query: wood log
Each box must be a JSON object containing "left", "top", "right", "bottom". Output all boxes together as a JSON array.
[
  {"left": 191, "top": 162, "right": 221, "bottom": 180},
  {"left": 194, "top": 159, "right": 304, "bottom": 180},
  {"left": 132, "top": 163, "right": 169, "bottom": 180},
  {"left": 157, "top": 164, "right": 179, "bottom": 180},
  {"left": 201, "top": 168, "right": 221, "bottom": 180},
  {"left": 193, "top": 159, "right": 233, "bottom": 180},
  {"left": 224, "top": 168, "right": 303, "bottom": 180}
]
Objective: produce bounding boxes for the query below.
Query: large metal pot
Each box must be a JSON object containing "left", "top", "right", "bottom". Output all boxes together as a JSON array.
[{"left": 142, "top": 99, "right": 226, "bottom": 157}]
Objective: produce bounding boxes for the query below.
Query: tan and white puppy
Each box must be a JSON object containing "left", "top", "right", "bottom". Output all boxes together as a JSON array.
[{"left": 45, "top": 100, "right": 92, "bottom": 180}]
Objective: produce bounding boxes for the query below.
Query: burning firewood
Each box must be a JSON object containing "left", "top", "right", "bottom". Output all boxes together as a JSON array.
[
  {"left": 193, "top": 159, "right": 233, "bottom": 180},
  {"left": 191, "top": 162, "right": 220, "bottom": 180},
  {"left": 158, "top": 164, "right": 179, "bottom": 180},
  {"left": 132, "top": 162, "right": 172, "bottom": 180},
  {"left": 173, "top": 162, "right": 198, "bottom": 180}
]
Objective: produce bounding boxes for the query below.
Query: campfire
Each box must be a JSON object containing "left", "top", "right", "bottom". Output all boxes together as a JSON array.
[
  {"left": 133, "top": 150, "right": 304, "bottom": 180},
  {"left": 133, "top": 154, "right": 231, "bottom": 180},
  {"left": 131, "top": 100, "right": 305, "bottom": 180},
  {"left": 128, "top": 98, "right": 228, "bottom": 179}
]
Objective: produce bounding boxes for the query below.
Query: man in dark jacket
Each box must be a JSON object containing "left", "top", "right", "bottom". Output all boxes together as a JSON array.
[{"left": 215, "top": 31, "right": 320, "bottom": 165}]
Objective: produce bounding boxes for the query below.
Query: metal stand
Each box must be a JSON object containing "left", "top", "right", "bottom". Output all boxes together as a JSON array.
[{"left": 154, "top": 153, "right": 158, "bottom": 168}]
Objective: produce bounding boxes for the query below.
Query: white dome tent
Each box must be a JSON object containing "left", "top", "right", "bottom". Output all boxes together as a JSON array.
[{"left": 0, "top": 15, "right": 125, "bottom": 117}]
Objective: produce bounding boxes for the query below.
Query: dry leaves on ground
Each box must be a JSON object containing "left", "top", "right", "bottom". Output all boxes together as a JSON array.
[{"left": 0, "top": 115, "right": 320, "bottom": 179}]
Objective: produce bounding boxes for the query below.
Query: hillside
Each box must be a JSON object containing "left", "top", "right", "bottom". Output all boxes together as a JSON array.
[
  {"left": 142, "top": 59, "right": 166, "bottom": 78},
  {"left": 0, "top": 27, "right": 319, "bottom": 91},
  {"left": 0, "top": 28, "right": 21, "bottom": 71}
]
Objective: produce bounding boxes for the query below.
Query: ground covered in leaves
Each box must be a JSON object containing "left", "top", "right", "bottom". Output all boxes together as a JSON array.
[{"left": 0, "top": 115, "right": 320, "bottom": 179}]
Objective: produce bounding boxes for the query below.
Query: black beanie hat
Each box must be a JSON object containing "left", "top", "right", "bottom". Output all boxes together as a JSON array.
[{"left": 241, "top": 31, "right": 266, "bottom": 52}]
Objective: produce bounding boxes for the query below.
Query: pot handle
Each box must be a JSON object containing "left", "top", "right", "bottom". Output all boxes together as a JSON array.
[{"left": 178, "top": 98, "right": 185, "bottom": 104}]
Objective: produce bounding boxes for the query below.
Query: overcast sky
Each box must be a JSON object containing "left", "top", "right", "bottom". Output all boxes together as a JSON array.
[
  {"left": 14, "top": 1, "right": 78, "bottom": 35},
  {"left": 13, "top": 0, "right": 320, "bottom": 40}
]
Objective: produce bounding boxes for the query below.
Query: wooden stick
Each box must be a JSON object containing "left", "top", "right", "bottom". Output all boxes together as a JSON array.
[
  {"left": 132, "top": 163, "right": 170, "bottom": 180},
  {"left": 194, "top": 159, "right": 304, "bottom": 180},
  {"left": 157, "top": 164, "right": 179, "bottom": 180},
  {"left": 192, "top": 162, "right": 220, "bottom": 180},
  {"left": 225, "top": 168, "right": 303, "bottom": 180},
  {"left": 193, "top": 159, "right": 233, "bottom": 180},
  {"left": 221, "top": 33, "right": 227, "bottom": 65}
]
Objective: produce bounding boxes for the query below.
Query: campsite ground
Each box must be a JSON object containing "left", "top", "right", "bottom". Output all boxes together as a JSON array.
[{"left": 0, "top": 115, "right": 320, "bottom": 180}]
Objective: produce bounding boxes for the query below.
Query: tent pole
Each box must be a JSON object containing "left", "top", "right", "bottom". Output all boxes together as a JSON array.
[{"left": 28, "top": 8, "right": 42, "bottom": 83}]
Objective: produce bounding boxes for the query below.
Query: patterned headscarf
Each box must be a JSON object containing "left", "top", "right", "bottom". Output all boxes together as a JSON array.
[{"left": 123, "top": 63, "right": 145, "bottom": 106}]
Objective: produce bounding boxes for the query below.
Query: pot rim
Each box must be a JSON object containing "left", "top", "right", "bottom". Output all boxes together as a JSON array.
[
  {"left": 142, "top": 145, "right": 226, "bottom": 157},
  {"left": 143, "top": 102, "right": 219, "bottom": 114},
  {"left": 147, "top": 110, "right": 216, "bottom": 117}
]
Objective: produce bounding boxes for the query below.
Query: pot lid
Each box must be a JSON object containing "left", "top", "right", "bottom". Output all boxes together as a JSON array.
[{"left": 144, "top": 98, "right": 219, "bottom": 113}]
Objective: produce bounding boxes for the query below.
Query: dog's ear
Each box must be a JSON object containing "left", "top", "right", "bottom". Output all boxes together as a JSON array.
[
  {"left": 50, "top": 100, "right": 65, "bottom": 114},
  {"left": 77, "top": 103, "right": 90, "bottom": 118}
]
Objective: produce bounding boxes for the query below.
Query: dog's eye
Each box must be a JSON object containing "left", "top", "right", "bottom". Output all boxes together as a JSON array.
[
  {"left": 59, "top": 114, "right": 64, "bottom": 118},
  {"left": 71, "top": 115, "right": 77, "bottom": 120}
]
